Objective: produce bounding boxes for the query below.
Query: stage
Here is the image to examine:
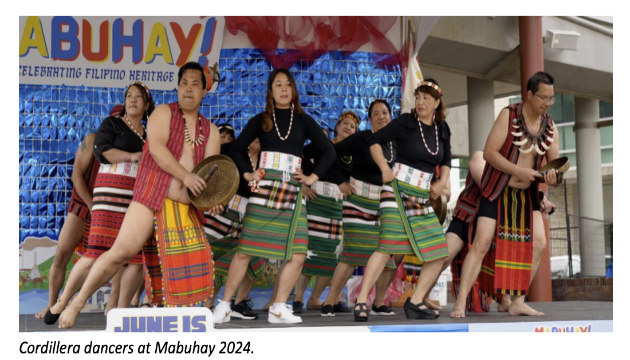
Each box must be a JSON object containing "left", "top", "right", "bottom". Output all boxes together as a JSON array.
[{"left": 20, "top": 301, "right": 613, "bottom": 332}]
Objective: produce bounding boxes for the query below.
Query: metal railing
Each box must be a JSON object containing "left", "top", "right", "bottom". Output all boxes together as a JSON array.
[{"left": 549, "top": 214, "right": 612, "bottom": 278}]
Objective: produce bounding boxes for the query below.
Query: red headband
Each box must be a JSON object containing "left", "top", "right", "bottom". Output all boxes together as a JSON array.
[{"left": 420, "top": 81, "right": 442, "bottom": 96}]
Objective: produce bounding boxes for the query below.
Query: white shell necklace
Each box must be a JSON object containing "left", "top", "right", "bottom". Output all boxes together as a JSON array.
[
  {"left": 123, "top": 114, "right": 146, "bottom": 144},
  {"left": 416, "top": 113, "right": 439, "bottom": 156},
  {"left": 181, "top": 110, "right": 205, "bottom": 148},
  {"left": 272, "top": 103, "right": 294, "bottom": 141}
]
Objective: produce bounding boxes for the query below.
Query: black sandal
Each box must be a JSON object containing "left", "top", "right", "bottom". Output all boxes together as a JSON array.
[
  {"left": 403, "top": 297, "right": 439, "bottom": 320},
  {"left": 354, "top": 302, "right": 368, "bottom": 322},
  {"left": 43, "top": 309, "right": 61, "bottom": 325}
]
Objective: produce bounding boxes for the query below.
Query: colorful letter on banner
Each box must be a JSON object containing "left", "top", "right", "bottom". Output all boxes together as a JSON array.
[{"left": 18, "top": 16, "right": 225, "bottom": 92}]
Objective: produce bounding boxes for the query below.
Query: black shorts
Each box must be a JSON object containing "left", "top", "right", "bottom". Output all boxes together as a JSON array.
[
  {"left": 478, "top": 191, "right": 540, "bottom": 220},
  {"left": 446, "top": 217, "right": 468, "bottom": 243}
]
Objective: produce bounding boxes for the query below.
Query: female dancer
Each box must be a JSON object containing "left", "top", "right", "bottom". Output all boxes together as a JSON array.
[
  {"left": 35, "top": 133, "right": 99, "bottom": 319},
  {"left": 204, "top": 138, "right": 265, "bottom": 320},
  {"left": 44, "top": 82, "right": 154, "bottom": 324},
  {"left": 293, "top": 111, "right": 359, "bottom": 313},
  {"left": 354, "top": 79, "right": 451, "bottom": 321},
  {"left": 320, "top": 100, "right": 398, "bottom": 317},
  {"left": 213, "top": 69, "right": 335, "bottom": 324}
]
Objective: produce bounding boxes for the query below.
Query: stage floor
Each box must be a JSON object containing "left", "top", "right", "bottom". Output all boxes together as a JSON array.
[{"left": 20, "top": 301, "right": 612, "bottom": 332}]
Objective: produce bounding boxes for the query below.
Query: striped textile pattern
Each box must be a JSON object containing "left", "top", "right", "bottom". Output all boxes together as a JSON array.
[
  {"left": 377, "top": 179, "right": 448, "bottom": 262},
  {"left": 203, "top": 194, "right": 264, "bottom": 285},
  {"left": 84, "top": 162, "right": 143, "bottom": 263},
  {"left": 493, "top": 186, "right": 535, "bottom": 296},
  {"left": 338, "top": 192, "right": 380, "bottom": 266},
  {"left": 67, "top": 155, "right": 100, "bottom": 220},
  {"left": 133, "top": 102, "right": 210, "bottom": 212},
  {"left": 480, "top": 103, "right": 547, "bottom": 201},
  {"left": 237, "top": 169, "right": 308, "bottom": 260},
  {"left": 302, "top": 193, "right": 344, "bottom": 277},
  {"left": 453, "top": 171, "right": 482, "bottom": 223},
  {"left": 144, "top": 198, "right": 214, "bottom": 307}
]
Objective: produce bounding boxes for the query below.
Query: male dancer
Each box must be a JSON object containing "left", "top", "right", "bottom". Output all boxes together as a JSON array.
[
  {"left": 57, "top": 62, "right": 222, "bottom": 328},
  {"left": 451, "top": 72, "right": 560, "bottom": 318}
]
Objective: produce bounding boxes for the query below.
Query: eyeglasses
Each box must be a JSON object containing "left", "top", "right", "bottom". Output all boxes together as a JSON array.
[{"left": 534, "top": 93, "right": 556, "bottom": 105}]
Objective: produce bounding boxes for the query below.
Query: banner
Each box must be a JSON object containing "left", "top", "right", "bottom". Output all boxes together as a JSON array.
[{"left": 19, "top": 16, "right": 225, "bottom": 91}]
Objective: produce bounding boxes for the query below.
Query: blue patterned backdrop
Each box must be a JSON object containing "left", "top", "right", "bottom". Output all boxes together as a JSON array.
[{"left": 19, "top": 48, "right": 402, "bottom": 244}]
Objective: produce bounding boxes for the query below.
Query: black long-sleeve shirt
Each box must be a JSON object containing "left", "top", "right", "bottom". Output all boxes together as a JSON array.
[
  {"left": 367, "top": 113, "right": 451, "bottom": 174},
  {"left": 302, "top": 141, "right": 350, "bottom": 185},
  {"left": 334, "top": 130, "right": 395, "bottom": 186},
  {"left": 93, "top": 116, "right": 145, "bottom": 164},
  {"left": 221, "top": 142, "right": 252, "bottom": 198},
  {"left": 231, "top": 108, "right": 335, "bottom": 178}
]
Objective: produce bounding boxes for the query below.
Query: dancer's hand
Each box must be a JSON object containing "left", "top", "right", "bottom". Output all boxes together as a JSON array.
[
  {"left": 381, "top": 168, "right": 395, "bottom": 184},
  {"left": 542, "top": 168, "right": 560, "bottom": 186},
  {"left": 293, "top": 168, "right": 318, "bottom": 186},
  {"left": 338, "top": 182, "right": 353, "bottom": 198},
  {"left": 540, "top": 195, "right": 556, "bottom": 215},
  {"left": 129, "top": 152, "right": 143, "bottom": 163},
  {"left": 430, "top": 180, "right": 446, "bottom": 200},
  {"left": 302, "top": 184, "right": 317, "bottom": 200},
  {"left": 207, "top": 204, "right": 224, "bottom": 216},
  {"left": 183, "top": 172, "right": 206, "bottom": 196},
  {"left": 515, "top": 167, "right": 541, "bottom": 183}
]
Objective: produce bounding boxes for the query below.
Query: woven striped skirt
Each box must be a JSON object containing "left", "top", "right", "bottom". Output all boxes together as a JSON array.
[
  {"left": 84, "top": 162, "right": 143, "bottom": 264},
  {"left": 302, "top": 182, "right": 344, "bottom": 277},
  {"left": 339, "top": 178, "right": 388, "bottom": 267},
  {"left": 143, "top": 198, "right": 213, "bottom": 307},
  {"left": 203, "top": 194, "right": 265, "bottom": 286},
  {"left": 237, "top": 168, "right": 308, "bottom": 260},
  {"left": 377, "top": 164, "right": 447, "bottom": 262}
]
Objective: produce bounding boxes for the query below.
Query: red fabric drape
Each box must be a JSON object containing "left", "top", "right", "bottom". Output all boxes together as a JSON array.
[{"left": 225, "top": 16, "right": 402, "bottom": 69}]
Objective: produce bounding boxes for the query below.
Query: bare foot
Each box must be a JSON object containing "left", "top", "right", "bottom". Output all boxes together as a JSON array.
[
  {"left": 35, "top": 304, "right": 52, "bottom": 319},
  {"left": 48, "top": 300, "right": 66, "bottom": 317},
  {"left": 497, "top": 297, "right": 511, "bottom": 312},
  {"left": 423, "top": 297, "right": 443, "bottom": 311},
  {"left": 104, "top": 301, "right": 118, "bottom": 317},
  {"left": 508, "top": 302, "right": 544, "bottom": 316},
  {"left": 58, "top": 302, "right": 82, "bottom": 329},
  {"left": 450, "top": 303, "right": 466, "bottom": 318}
]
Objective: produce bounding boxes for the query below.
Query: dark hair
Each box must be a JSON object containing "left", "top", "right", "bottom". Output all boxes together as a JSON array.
[
  {"left": 261, "top": 69, "right": 304, "bottom": 132},
  {"left": 368, "top": 99, "right": 392, "bottom": 120},
  {"left": 334, "top": 110, "right": 360, "bottom": 137},
  {"left": 178, "top": 62, "right": 207, "bottom": 89},
  {"left": 526, "top": 71, "right": 554, "bottom": 94},
  {"left": 411, "top": 78, "right": 446, "bottom": 124},
  {"left": 119, "top": 82, "right": 155, "bottom": 120},
  {"left": 218, "top": 123, "right": 235, "bottom": 136}
]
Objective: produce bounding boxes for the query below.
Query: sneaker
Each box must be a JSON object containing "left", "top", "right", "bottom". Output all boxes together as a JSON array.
[
  {"left": 333, "top": 301, "right": 351, "bottom": 313},
  {"left": 231, "top": 299, "right": 259, "bottom": 320},
  {"left": 213, "top": 300, "right": 232, "bottom": 324},
  {"left": 320, "top": 304, "right": 335, "bottom": 317},
  {"left": 268, "top": 303, "right": 302, "bottom": 324},
  {"left": 292, "top": 301, "right": 303, "bottom": 314},
  {"left": 370, "top": 303, "right": 396, "bottom": 316},
  {"left": 403, "top": 297, "right": 439, "bottom": 320}
]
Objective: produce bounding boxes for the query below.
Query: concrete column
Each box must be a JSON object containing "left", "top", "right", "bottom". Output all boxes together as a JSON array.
[
  {"left": 574, "top": 97, "right": 607, "bottom": 276},
  {"left": 466, "top": 77, "right": 495, "bottom": 154}
]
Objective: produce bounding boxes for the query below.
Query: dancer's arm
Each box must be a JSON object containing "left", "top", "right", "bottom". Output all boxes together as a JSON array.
[{"left": 71, "top": 133, "right": 95, "bottom": 210}]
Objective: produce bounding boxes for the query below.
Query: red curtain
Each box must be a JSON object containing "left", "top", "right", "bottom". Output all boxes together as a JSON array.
[{"left": 225, "top": 16, "right": 402, "bottom": 69}]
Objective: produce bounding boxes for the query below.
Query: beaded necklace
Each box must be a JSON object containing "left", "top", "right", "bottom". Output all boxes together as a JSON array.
[
  {"left": 123, "top": 114, "right": 146, "bottom": 144},
  {"left": 385, "top": 141, "right": 394, "bottom": 163},
  {"left": 416, "top": 113, "right": 439, "bottom": 156},
  {"left": 272, "top": 104, "right": 294, "bottom": 141},
  {"left": 179, "top": 106, "right": 204, "bottom": 148}
]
